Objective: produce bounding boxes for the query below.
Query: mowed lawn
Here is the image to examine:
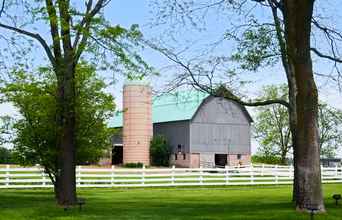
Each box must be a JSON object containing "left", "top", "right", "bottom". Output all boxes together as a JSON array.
[{"left": 0, "top": 185, "right": 341, "bottom": 220}]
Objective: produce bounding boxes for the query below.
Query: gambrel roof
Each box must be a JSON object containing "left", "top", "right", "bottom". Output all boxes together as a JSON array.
[{"left": 108, "top": 90, "right": 252, "bottom": 128}]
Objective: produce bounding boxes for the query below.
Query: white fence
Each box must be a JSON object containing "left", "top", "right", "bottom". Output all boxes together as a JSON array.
[{"left": 0, "top": 164, "right": 341, "bottom": 189}]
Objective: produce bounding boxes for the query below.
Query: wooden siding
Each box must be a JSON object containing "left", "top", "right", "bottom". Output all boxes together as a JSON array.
[
  {"left": 190, "top": 97, "right": 251, "bottom": 154},
  {"left": 153, "top": 120, "right": 190, "bottom": 153}
]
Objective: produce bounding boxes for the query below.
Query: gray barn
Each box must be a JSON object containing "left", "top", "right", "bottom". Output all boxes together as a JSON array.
[{"left": 109, "top": 91, "right": 252, "bottom": 168}]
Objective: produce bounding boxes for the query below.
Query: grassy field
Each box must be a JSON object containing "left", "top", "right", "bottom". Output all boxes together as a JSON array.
[{"left": 0, "top": 185, "right": 341, "bottom": 220}]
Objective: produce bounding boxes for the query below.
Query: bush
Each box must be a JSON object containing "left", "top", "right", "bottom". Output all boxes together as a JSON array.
[
  {"left": 123, "top": 162, "right": 144, "bottom": 168},
  {"left": 150, "top": 135, "right": 170, "bottom": 167},
  {"left": 0, "top": 147, "right": 16, "bottom": 164},
  {"left": 251, "top": 155, "right": 283, "bottom": 165}
]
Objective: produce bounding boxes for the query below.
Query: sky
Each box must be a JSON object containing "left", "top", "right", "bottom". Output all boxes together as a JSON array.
[{"left": 0, "top": 0, "right": 341, "bottom": 156}]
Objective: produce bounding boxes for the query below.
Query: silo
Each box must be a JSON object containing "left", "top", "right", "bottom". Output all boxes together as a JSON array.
[{"left": 123, "top": 80, "right": 153, "bottom": 165}]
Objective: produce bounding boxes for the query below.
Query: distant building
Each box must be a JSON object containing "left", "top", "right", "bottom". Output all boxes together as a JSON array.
[
  {"left": 109, "top": 87, "right": 253, "bottom": 168},
  {"left": 320, "top": 158, "right": 342, "bottom": 167}
]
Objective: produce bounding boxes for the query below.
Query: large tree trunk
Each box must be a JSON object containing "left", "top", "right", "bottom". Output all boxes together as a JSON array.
[
  {"left": 55, "top": 63, "right": 77, "bottom": 206},
  {"left": 287, "top": 70, "right": 298, "bottom": 202},
  {"left": 284, "top": 0, "right": 325, "bottom": 212},
  {"left": 269, "top": 0, "right": 298, "bottom": 201}
]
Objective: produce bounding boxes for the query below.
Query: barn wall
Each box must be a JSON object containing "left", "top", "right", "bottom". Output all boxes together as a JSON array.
[
  {"left": 190, "top": 97, "right": 251, "bottom": 154},
  {"left": 153, "top": 120, "right": 190, "bottom": 153}
]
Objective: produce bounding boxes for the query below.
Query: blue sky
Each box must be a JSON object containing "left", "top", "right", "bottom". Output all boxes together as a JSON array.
[
  {"left": 0, "top": 0, "right": 341, "bottom": 155},
  {"left": 104, "top": 0, "right": 342, "bottom": 108}
]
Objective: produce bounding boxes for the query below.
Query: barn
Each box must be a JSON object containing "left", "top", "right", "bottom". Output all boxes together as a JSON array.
[{"left": 109, "top": 85, "right": 252, "bottom": 168}]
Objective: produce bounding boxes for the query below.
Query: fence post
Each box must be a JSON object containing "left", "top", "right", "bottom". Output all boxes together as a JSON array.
[
  {"left": 225, "top": 165, "right": 229, "bottom": 185},
  {"left": 261, "top": 164, "right": 265, "bottom": 176},
  {"left": 288, "top": 165, "right": 292, "bottom": 181},
  {"left": 171, "top": 165, "right": 175, "bottom": 185},
  {"left": 250, "top": 164, "right": 254, "bottom": 184},
  {"left": 142, "top": 165, "right": 145, "bottom": 186},
  {"left": 111, "top": 165, "right": 115, "bottom": 187},
  {"left": 77, "top": 165, "right": 81, "bottom": 187},
  {"left": 41, "top": 167, "right": 46, "bottom": 187},
  {"left": 5, "top": 164, "right": 10, "bottom": 187},
  {"left": 275, "top": 165, "right": 278, "bottom": 184},
  {"left": 199, "top": 166, "right": 203, "bottom": 185},
  {"left": 320, "top": 165, "right": 324, "bottom": 181}
]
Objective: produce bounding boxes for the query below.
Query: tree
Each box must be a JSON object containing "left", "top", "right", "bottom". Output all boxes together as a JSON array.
[
  {"left": 284, "top": 1, "right": 324, "bottom": 211},
  {"left": 0, "top": 115, "right": 12, "bottom": 145},
  {"left": 254, "top": 85, "right": 342, "bottom": 162},
  {"left": 0, "top": 116, "right": 15, "bottom": 164},
  {"left": 0, "top": 63, "right": 115, "bottom": 199},
  {"left": 150, "top": 0, "right": 342, "bottom": 211},
  {"left": 0, "top": 0, "right": 150, "bottom": 205},
  {"left": 0, "top": 147, "right": 15, "bottom": 164},
  {"left": 254, "top": 85, "right": 291, "bottom": 165},
  {"left": 318, "top": 103, "right": 342, "bottom": 158},
  {"left": 150, "top": 135, "right": 170, "bottom": 167}
]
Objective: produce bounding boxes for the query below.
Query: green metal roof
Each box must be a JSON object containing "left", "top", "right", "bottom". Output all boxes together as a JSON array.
[{"left": 108, "top": 90, "right": 209, "bottom": 128}]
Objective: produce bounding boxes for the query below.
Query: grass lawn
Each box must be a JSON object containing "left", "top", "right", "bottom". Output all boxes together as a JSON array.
[{"left": 0, "top": 185, "right": 341, "bottom": 220}]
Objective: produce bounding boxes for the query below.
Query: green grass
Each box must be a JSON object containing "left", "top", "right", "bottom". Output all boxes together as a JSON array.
[{"left": 0, "top": 185, "right": 341, "bottom": 220}]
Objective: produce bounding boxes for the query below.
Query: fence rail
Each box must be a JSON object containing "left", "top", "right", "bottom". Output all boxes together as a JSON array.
[{"left": 0, "top": 164, "right": 341, "bottom": 189}]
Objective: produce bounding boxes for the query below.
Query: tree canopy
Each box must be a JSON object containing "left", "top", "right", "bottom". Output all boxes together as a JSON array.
[
  {"left": 0, "top": 62, "right": 115, "bottom": 181},
  {"left": 254, "top": 85, "right": 342, "bottom": 163},
  {"left": 0, "top": 0, "right": 155, "bottom": 205}
]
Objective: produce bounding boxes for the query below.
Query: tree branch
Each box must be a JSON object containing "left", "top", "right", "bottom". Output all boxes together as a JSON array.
[
  {"left": 0, "top": 23, "right": 56, "bottom": 67},
  {"left": 146, "top": 40, "right": 291, "bottom": 109},
  {"left": 57, "top": 0, "right": 73, "bottom": 55},
  {"left": 74, "top": 0, "right": 110, "bottom": 62},
  {"left": 311, "top": 47, "right": 342, "bottom": 63},
  {"left": 213, "top": 89, "right": 290, "bottom": 109},
  {"left": 0, "top": 0, "right": 5, "bottom": 17},
  {"left": 45, "top": 0, "right": 62, "bottom": 62},
  {"left": 73, "top": 0, "right": 93, "bottom": 49}
]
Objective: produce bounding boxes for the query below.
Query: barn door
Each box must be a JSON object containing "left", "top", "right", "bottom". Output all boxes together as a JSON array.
[
  {"left": 215, "top": 154, "right": 227, "bottom": 167},
  {"left": 112, "top": 145, "right": 123, "bottom": 165}
]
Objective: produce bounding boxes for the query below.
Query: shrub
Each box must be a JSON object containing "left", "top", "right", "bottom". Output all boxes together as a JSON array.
[
  {"left": 0, "top": 147, "right": 16, "bottom": 164},
  {"left": 150, "top": 135, "right": 170, "bottom": 167},
  {"left": 251, "top": 155, "right": 283, "bottom": 165},
  {"left": 123, "top": 162, "right": 144, "bottom": 168}
]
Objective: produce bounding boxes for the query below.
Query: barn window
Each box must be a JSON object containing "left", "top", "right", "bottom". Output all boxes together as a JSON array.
[
  {"left": 175, "top": 154, "right": 178, "bottom": 160},
  {"left": 177, "top": 144, "right": 182, "bottom": 153},
  {"left": 237, "top": 154, "right": 242, "bottom": 160},
  {"left": 183, "top": 153, "right": 186, "bottom": 160}
]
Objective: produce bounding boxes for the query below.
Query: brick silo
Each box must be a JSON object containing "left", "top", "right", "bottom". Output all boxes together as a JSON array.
[{"left": 123, "top": 80, "right": 153, "bottom": 165}]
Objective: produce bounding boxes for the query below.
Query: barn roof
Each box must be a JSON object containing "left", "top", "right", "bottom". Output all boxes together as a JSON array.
[{"left": 108, "top": 90, "right": 252, "bottom": 128}]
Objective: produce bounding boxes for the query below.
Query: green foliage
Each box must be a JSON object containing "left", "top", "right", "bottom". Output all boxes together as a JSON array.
[
  {"left": 255, "top": 84, "right": 342, "bottom": 161},
  {"left": 0, "top": 116, "right": 13, "bottom": 145},
  {"left": 254, "top": 85, "right": 290, "bottom": 164},
  {"left": 123, "top": 162, "right": 144, "bottom": 168},
  {"left": 0, "top": 63, "right": 115, "bottom": 171},
  {"left": 0, "top": 147, "right": 16, "bottom": 164},
  {"left": 0, "top": 1, "right": 156, "bottom": 82},
  {"left": 251, "top": 155, "right": 283, "bottom": 165},
  {"left": 150, "top": 135, "right": 170, "bottom": 167},
  {"left": 228, "top": 21, "right": 279, "bottom": 71},
  {"left": 318, "top": 103, "right": 342, "bottom": 158}
]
